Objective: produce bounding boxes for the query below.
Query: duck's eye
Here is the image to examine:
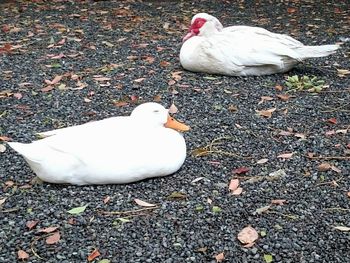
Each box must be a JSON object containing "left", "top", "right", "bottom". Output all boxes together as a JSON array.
[{"left": 153, "top": 110, "right": 160, "bottom": 113}]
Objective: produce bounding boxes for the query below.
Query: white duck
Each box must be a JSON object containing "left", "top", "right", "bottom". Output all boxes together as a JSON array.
[
  {"left": 8, "top": 102, "right": 190, "bottom": 185},
  {"left": 180, "top": 13, "right": 340, "bottom": 76}
]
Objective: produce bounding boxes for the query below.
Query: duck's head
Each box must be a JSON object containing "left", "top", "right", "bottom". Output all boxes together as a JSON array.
[
  {"left": 130, "top": 102, "right": 190, "bottom": 132},
  {"left": 183, "top": 13, "right": 223, "bottom": 42}
]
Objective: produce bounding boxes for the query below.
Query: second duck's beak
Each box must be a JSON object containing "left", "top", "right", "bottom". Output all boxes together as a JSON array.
[{"left": 164, "top": 115, "right": 190, "bottom": 132}]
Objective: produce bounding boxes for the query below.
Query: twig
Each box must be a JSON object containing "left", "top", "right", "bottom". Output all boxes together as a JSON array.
[
  {"left": 1, "top": 207, "right": 20, "bottom": 213},
  {"left": 324, "top": 207, "right": 350, "bottom": 212},
  {"left": 321, "top": 102, "right": 350, "bottom": 113},
  {"left": 306, "top": 155, "right": 350, "bottom": 160},
  {"left": 30, "top": 236, "right": 46, "bottom": 260},
  {"left": 267, "top": 211, "right": 298, "bottom": 220},
  {"left": 315, "top": 177, "right": 343, "bottom": 186},
  {"left": 99, "top": 206, "right": 158, "bottom": 216}
]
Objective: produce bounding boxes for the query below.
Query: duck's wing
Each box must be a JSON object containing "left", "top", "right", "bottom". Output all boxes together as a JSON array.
[
  {"left": 200, "top": 30, "right": 303, "bottom": 72},
  {"left": 222, "top": 25, "right": 303, "bottom": 47}
]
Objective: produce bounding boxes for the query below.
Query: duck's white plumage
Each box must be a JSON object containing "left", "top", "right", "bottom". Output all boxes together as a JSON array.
[
  {"left": 8, "top": 103, "right": 190, "bottom": 185},
  {"left": 180, "top": 13, "right": 340, "bottom": 76}
]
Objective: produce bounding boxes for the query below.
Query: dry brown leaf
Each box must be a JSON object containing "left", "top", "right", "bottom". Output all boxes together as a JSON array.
[
  {"left": 258, "top": 96, "right": 274, "bottom": 105},
  {"left": 257, "top": 158, "right": 268, "bottom": 164},
  {"left": 337, "top": 69, "right": 350, "bottom": 77},
  {"left": 103, "top": 196, "right": 111, "bottom": 204},
  {"left": 318, "top": 163, "right": 331, "bottom": 171},
  {"left": 294, "top": 133, "right": 306, "bottom": 139},
  {"left": 93, "top": 76, "right": 111, "bottom": 82},
  {"left": 153, "top": 95, "right": 162, "bottom": 102},
  {"left": 134, "top": 198, "right": 156, "bottom": 207},
  {"left": 41, "top": 85, "right": 55, "bottom": 92},
  {"left": 88, "top": 248, "right": 101, "bottom": 261},
  {"left": 279, "top": 130, "right": 293, "bottom": 136},
  {"left": 271, "top": 199, "right": 287, "bottom": 205},
  {"left": 330, "top": 166, "right": 341, "bottom": 173},
  {"left": 214, "top": 252, "right": 225, "bottom": 262},
  {"left": 237, "top": 226, "right": 259, "bottom": 245},
  {"left": 171, "top": 71, "right": 182, "bottom": 81},
  {"left": 26, "top": 220, "right": 39, "bottom": 230},
  {"left": 275, "top": 84, "right": 283, "bottom": 91},
  {"left": 231, "top": 187, "right": 243, "bottom": 196},
  {"left": 38, "top": 226, "right": 59, "bottom": 233},
  {"left": 276, "top": 94, "right": 291, "bottom": 101},
  {"left": 229, "top": 179, "right": 239, "bottom": 191},
  {"left": 17, "top": 250, "right": 29, "bottom": 260},
  {"left": 347, "top": 192, "right": 350, "bottom": 198},
  {"left": 277, "top": 152, "right": 294, "bottom": 159},
  {"left": 46, "top": 231, "right": 60, "bottom": 245},
  {"left": 168, "top": 79, "right": 176, "bottom": 86},
  {"left": 113, "top": 101, "right": 128, "bottom": 107},
  {"left": 168, "top": 103, "right": 178, "bottom": 114},
  {"left": 256, "top": 108, "right": 276, "bottom": 118},
  {"left": 160, "top": 61, "right": 171, "bottom": 67}
]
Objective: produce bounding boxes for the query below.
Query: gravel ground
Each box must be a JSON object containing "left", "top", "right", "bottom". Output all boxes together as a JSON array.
[{"left": 1, "top": 0, "right": 349, "bottom": 262}]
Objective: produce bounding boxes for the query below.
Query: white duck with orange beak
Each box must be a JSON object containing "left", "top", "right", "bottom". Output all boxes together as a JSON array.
[
  {"left": 180, "top": 13, "right": 339, "bottom": 76},
  {"left": 8, "top": 102, "right": 190, "bottom": 185}
]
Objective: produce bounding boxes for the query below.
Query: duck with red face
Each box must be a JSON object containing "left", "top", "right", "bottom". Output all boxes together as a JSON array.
[{"left": 180, "top": 13, "right": 339, "bottom": 76}]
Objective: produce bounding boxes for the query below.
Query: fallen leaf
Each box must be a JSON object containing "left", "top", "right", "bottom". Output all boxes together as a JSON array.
[
  {"left": 333, "top": 226, "right": 350, "bottom": 232},
  {"left": 191, "top": 177, "right": 205, "bottom": 183},
  {"left": 337, "top": 69, "right": 350, "bottom": 77},
  {"left": 327, "top": 118, "right": 337, "bottom": 125},
  {"left": 258, "top": 96, "right": 274, "bottom": 105},
  {"left": 279, "top": 130, "right": 293, "bottom": 136},
  {"left": 98, "top": 259, "right": 111, "bottom": 263},
  {"left": 214, "top": 252, "right": 225, "bottom": 262},
  {"left": 171, "top": 71, "right": 182, "bottom": 81},
  {"left": 277, "top": 152, "right": 294, "bottom": 159},
  {"left": 264, "top": 254, "right": 273, "bottom": 263},
  {"left": 231, "top": 187, "right": 243, "bottom": 196},
  {"left": 0, "top": 197, "right": 7, "bottom": 205},
  {"left": 17, "top": 250, "right": 29, "bottom": 260},
  {"left": 153, "top": 95, "right": 162, "bottom": 102},
  {"left": 103, "top": 196, "right": 110, "bottom": 204},
  {"left": 168, "top": 192, "right": 187, "bottom": 200},
  {"left": 287, "top": 7, "right": 297, "bottom": 13},
  {"left": 232, "top": 167, "right": 250, "bottom": 174},
  {"left": 237, "top": 226, "right": 259, "bottom": 245},
  {"left": 0, "top": 136, "right": 11, "bottom": 141},
  {"left": 46, "top": 231, "right": 60, "bottom": 245},
  {"left": 325, "top": 130, "right": 336, "bottom": 136},
  {"left": 294, "top": 133, "right": 306, "bottom": 139},
  {"left": 318, "top": 163, "right": 331, "bottom": 171},
  {"left": 276, "top": 94, "right": 290, "bottom": 101},
  {"left": 88, "top": 248, "right": 101, "bottom": 261},
  {"left": 255, "top": 205, "right": 271, "bottom": 214},
  {"left": 113, "top": 101, "right": 128, "bottom": 107},
  {"left": 26, "top": 220, "right": 39, "bottom": 230},
  {"left": 67, "top": 204, "right": 88, "bottom": 215},
  {"left": 134, "top": 78, "right": 145, "bottom": 83},
  {"left": 160, "top": 61, "right": 171, "bottom": 67},
  {"left": 256, "top": 108, "right": 276, "bottom": 118},
  {"left": 271, "top": 199, "right": 287, "bottom": 205},
  {"left": 275, "top": 84, "right": 283, "bottom": 91},
  {"left": 257, "top": 158, "right": 269, "bottom": 164},
  {"left": 41, "top": 85, "right": 55, "bottom": 92},
  {"left": 336, "top": 129, "right": 347, "bottom": 134},
  {"left": 38, "top": 226, "right": 59, "bottom": 233},
  {"left": 168, "top": 103, "right": 178, "bottom": 114},
  {"left": 330, "top": 166, "right": 341, "bottom": 173},
  {"left": 134, "top": 198, "right": 156, "bottom": 207},
  {"left": 229, "top": 179, "right": 239, "bottom": 191}
]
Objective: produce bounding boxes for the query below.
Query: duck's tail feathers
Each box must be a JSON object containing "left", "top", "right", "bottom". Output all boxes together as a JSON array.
[
  {"left": 296, "top": 44, "right": 340, "bottom": 59},
  {"left": 8, "top": 142, "right": 43, "bottom": 162}
]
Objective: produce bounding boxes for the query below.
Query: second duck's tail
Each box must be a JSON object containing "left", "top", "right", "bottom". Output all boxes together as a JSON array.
[{"left": 296, "top": 44, "right": 340, "bottom": 59}]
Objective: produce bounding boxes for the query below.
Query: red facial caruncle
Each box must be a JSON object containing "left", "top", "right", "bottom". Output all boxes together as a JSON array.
[{"left": 182, "top": 17, "right": 207, "bottom": 42}]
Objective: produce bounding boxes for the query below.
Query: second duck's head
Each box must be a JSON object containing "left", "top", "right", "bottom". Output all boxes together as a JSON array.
[{"left": 183, "top": 13, "right": 223, "bottom": 42}]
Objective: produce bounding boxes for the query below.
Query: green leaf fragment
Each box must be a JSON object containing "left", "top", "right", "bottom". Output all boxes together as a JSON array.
[
  {"left": 195, "top": 205, "right": 204, "bottom": 212},
  {"left": 260, "top": 230, "right": 267, "bottom": 237},
  {"left": 67, "top": 204, "right": 88, "bottom": 215},
  {"left": 98, "top": 259, "right": 111, "bottom": 263},
  {"left": 264, "top": 254, "right": 273, "bottom": 263},
  {"left": 212, "top": 206, "right": 222, "bottom": 213}
]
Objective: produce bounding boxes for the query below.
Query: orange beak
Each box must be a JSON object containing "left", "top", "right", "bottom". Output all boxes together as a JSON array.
[{"left": 164, "top": 115, "right": 190, "bottom": 131}]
